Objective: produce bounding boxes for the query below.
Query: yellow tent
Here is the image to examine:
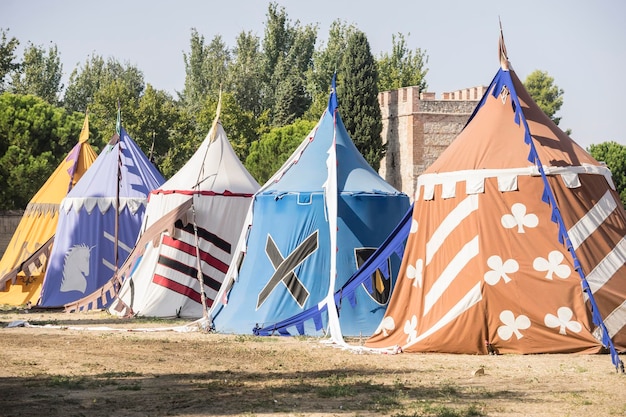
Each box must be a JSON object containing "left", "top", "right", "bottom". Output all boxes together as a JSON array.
[{"left": 0, "top": 115, "right": 97, "bottom": 305}]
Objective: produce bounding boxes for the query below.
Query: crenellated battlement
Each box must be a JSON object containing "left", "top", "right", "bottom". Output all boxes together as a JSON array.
[{"left": 378, "top": 85, "right": 487, "bottom": 200}]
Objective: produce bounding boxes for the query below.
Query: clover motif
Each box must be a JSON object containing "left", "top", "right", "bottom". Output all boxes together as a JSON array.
[
  {"left": 406, "top": 258, "right": 423, "bottom": 288},
  {"left": 484, "top": 255, "right": 519, "bottom": 286},
  {"left": 497, "top": 310, "right": 531, "bottom": 341},
  {"left": 544, "top": 307, "right": 582, "bottom": 335},
  {"left": 374, "top": 315, "right": 396, "bottom": 337},
  {"left": 533, "top": 250, "right": 571, "bottom": 280},
  {"left": 501, "top": 203, "right": 539, "bottom": 233},
  {"left": 404, "top": 315, "right": 418, "bottom": 344}
]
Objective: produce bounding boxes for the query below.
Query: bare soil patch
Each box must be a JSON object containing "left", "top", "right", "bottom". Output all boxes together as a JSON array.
[{"left": 1, "top": 308, "right": 625, "bottom": 417}]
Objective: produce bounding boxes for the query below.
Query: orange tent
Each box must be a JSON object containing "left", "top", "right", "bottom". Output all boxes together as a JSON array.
[
  {"left": 367, "top": 35, "right": 626, "bottom": 364},
  {"left": 0, "top": 115, "right": 97, "bottom": 305}
]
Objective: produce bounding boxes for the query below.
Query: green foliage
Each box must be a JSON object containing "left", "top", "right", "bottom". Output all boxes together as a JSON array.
[
  {"left": 197, "top": 92, "right": 260, "bottom": 161},
  {"left": 229, "top": 31, "right": 263, "bottom": 116},
  {"left": 0, "top": 92, "right": 85, "bottom": 209},
  {"left": 303, "top": 20, "right": 357, "bottom": 121},
  {"left": 339, "top": 30, "right": 384, "bottom": 171},
  {"left": 0, "top": 28, "right": 20, "bottom": 92},
  {"left": 588, "top": 141, "right": 626, "bottom": 207},
  {"left": 261, "top": 2, "right": 317, "bottom": 126},
  {"left": 245, "top": 119, "right": 316, "bottom": 184},
  {"left": 10, "top": 42, "right": 63, "bottom": 105},
  {"left": 377, "top": 32, "right": 429, "bottom": 92},
  {"left": 523, "top": 70, "right": 564, "bottom": 125},
  {"left": 132, "top": 84, "right": 180, "bottom": 171},
  {"left": 181, "top": 30, "right": 231, "bottom": 114}
]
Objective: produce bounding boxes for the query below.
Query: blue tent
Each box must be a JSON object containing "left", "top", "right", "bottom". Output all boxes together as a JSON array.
[
  {"left": 39, "top": 127, "right": 165, "bottom": 307},
  {"left": 211, "top": 82, "right": 410, "bottom": 338}
]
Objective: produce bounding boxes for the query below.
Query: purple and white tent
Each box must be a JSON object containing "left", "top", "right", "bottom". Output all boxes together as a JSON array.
[{"left": 39, "top": 126, "right": 165, "bottom": 307}]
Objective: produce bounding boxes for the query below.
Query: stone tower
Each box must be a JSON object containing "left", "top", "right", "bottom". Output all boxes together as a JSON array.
[{"left": 378, "top": 85, "right": 487, "bottom": 200}]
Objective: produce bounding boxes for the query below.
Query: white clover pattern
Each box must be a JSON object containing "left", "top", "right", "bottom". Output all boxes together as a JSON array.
[
  {"left": 374, "top": 316, "right": 396, "bottom": 337},
  {"left": 404, "top": 315, "right": 418, "bottom": 344},
  {"left": 497, "top": 310, "right": 531, "bottom": 341},
  {"left": 410, "top": 219, "right": 418, "bottom": 234},
  {"left": 484, "top": 255, "right": 519, "bottom": 286},
  {"left": 544, "top": 307, "right": 582, "bottom": 335},
  {"left": 406, "top": 258, "right": 423, "bottom": 288},
  {"left": 533, "top": 250, "right": 571, "bottom": 280},
  {"left": 501, "top": 203, "right": 539, "bottom": 233}
]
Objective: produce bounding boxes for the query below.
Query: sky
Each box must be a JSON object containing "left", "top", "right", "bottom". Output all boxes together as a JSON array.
[{"left": 1, "top": 0, "right": 625, "bottom": 149}]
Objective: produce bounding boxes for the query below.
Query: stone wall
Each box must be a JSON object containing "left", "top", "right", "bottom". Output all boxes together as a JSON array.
[
  {"left": 378, "top": 85, "right": 487, "bottom": 200},
  {"left": 0, "top": 211, "right": 23, "bottom": 258}
]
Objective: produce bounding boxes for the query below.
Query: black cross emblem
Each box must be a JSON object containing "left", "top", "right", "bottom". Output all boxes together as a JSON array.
[{"left": 257, "top": 231, "right": 318, "bottom": 309}]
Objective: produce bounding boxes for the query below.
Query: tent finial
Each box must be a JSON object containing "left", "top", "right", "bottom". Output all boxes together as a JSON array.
[
  {"left": 499, "top": 18, "right": 510, "bottom": 71},
  {"left": 209, "top": 89, "right": 222, "bottom": 143}
]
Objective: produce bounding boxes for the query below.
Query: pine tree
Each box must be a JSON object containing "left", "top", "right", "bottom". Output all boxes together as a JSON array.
[{"left": 340, "top": 31, "right": 384, "bottom": 170}]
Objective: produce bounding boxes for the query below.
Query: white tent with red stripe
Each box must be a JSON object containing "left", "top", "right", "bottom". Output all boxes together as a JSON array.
[{"left": 109, "top": 115, "right": 260, "bottom": 318}]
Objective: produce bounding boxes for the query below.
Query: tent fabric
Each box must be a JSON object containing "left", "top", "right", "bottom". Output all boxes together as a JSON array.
[
  {"left": 0, "top": 115, "right": 97, "bottom": 305},
  {"left": 108, "top": 122, "right": 260, "bottom": 318},
  {"left": 38, "top": 127, "right": 164, "bottom": 308},
  {"left": 210, "top": 94, "right": 410, "bottom": 337},
  {"left": 253, "top": 203, "right": 414, "bottom": 336},
  {"left": 365, "top": 56, "right": 626, "bottom": 361}
]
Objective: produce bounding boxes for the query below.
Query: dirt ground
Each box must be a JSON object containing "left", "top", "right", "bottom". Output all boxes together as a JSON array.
[{"left": 1, "top": 308, "right": 625, "bottom": 417}]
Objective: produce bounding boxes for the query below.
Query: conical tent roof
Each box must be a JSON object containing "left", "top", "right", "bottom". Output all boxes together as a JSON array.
[
  {"left": 39, "top": 126, "right": 165, "bottom": 307},
  {"left": 210, "top": 83, "right": 410, "bottom": 338},
  {"left": 108, "top": 121, "right": 260, "bottom": 318},
  {"left": 366, "top": 37, "right": 626, "bottom": 366},
  {"left": 0, "top": 115, "right": 97, "bottom": 305}
]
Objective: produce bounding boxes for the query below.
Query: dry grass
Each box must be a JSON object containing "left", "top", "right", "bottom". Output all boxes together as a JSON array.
[{"left": 1, "top": 308, "right": 625, "bottom": 417}]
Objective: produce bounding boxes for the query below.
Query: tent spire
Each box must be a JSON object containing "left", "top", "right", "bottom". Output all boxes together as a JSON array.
[
  {"left": 209, "top": 89, "right": 222, "bottom": 143},
  {"left": 499, "top": 18, "right": 510, "bottom": 71}
]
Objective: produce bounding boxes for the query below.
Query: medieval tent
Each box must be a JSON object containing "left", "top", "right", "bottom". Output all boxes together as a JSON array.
[
  {"left": 0, "top": 115, "right": 97, "bottom": 306},
  {"left": 366, "top": 34, "right": 626, "bottom": 368},
  {"left": 210, "top": 77, "right": 410, "bottom": 338},
  {"left": 38, "top": 124, "right": 165, "bottom": 308},
  {"left": 106, "top": 116, "right": 260, "bottom": 318}
]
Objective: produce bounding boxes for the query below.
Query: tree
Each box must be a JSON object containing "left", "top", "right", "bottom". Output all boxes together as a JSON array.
[
  {"left": 524, "top": 70, "right": 564, "bottom": 125},
  {"left": 229, "top": 31, "right": 263, "bottom": 116},
  {"left": 181, "top": 30, "right": 231, "bottom": 114},
  {"left": 339, "top": 30, "right": 384, "bottom": 171},
  {"left": 260, "top": 2, "right": 316, "bottom": 125},
  {"left": 132, "top": 84, "right": 180, "bottom": 171},
  {"left": 196, "top": 92, "right": 260, "bottom": 162},
  {"left": 377, "top": 32, "right": 428, "bottom": 92},
  {"left": 64, "top": 57, "right": 145, "bottom": 150},
  {"left": 10, "top": 41, "right": 63, "bottom": 104},
  {"left": 0, "top": 28, "right": 19, "bottom": 92},
  {"left": 304, "top": 20, "right": 356, "bottom": 120},
  {"left": 0, "top": 92, "right": 85, "bottom": 209},
  {"left": 245, "top": 119, "right": 316, "bottom": 183},
  {"left": 588, "top": 141, "right": 626, "bottom": 207}
]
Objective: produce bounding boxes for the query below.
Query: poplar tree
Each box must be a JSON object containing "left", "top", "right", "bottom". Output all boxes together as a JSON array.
[
  {"left": 339, "top": 30, "right": 384, "bottom": 170},
  {"left": 10, "top": 41, "right": 63, "bottom": 105},
  {"left": 0, "top": 28, "right": 19, "bottom": 92}
]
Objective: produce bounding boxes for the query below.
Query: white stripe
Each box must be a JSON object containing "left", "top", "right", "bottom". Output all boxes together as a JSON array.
[
  {"left": 426, "top": 194, "right": 479, "bottom": 265},
  {"left": 103, "top": 231, "right": 133, "bottom": 254},
  {"left": 417, "top": 165, "right": 614, "bottom": 190},
  {"left": 102, "top": 258, "right": 116, "bottom": 272},
  {"left": 170, "top": 225, "right": 232, "bottom": 265},
  {"left": 405, "top": 282, "right": 482, "bottom": 350},
  {"left": 596, "top": 299, "right": 626, "bottom": 339},
  {"left": 585, "top": 237, "right": 626, "bottom": 295},
  {"left": 158, "top": 244, "right": 227, "bottom": 281},
  {"left": 424, "top": 235, "right": 480, "bottom": 315},
  {"left": 154, "top": 264, "right": 219, "bottom": 301},
  {"left": 568, "top": 190, "right": 617, "bottom": 250}
]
